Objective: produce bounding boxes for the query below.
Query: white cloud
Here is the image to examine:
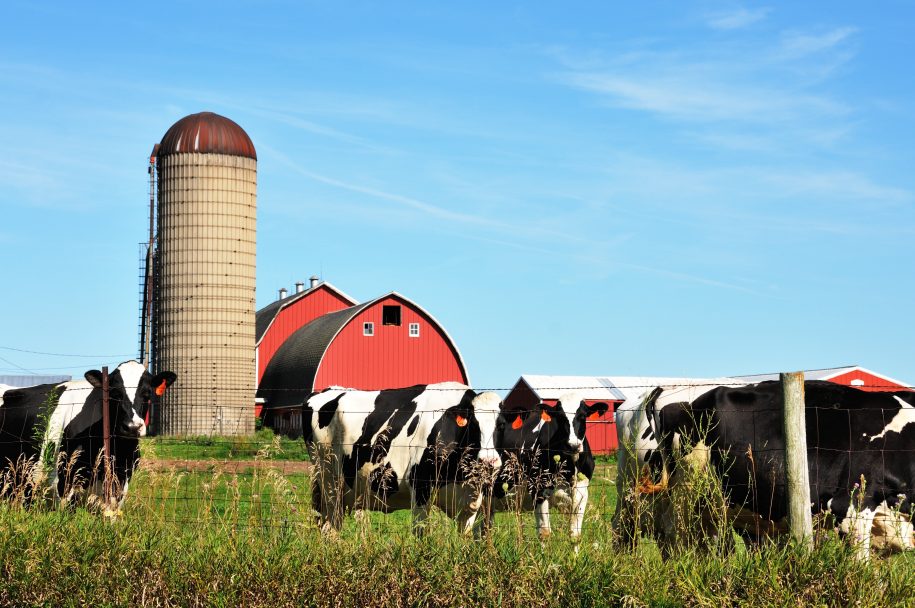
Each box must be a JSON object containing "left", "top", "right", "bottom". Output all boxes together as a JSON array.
[
  {"left": 562, "top": 71, "right": 847, "bottom": 124},
  {"left": 777, "top": 27, "right": 858, "bottom": 59},
  {"left": 706, "top": 7, "right": 771, "bottom": 30}
]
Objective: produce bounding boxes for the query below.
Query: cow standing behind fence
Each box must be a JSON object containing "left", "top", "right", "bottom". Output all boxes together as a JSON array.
[
  {"left": 302, "top": 383, "right": 502, "bottom": 536},
  {"left": 490, "top": 392, "right": 608, "bottom": 540},
  {"left": 649, "top": 380, "right": 915, "bottom": 558},
  {"left": 0, "top": 360, "right": 176, "bottom": 509}
]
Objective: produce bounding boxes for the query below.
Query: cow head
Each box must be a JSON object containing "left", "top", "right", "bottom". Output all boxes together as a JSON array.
[
  {"left": 84, "top": 361, "right": 177, "bottom": 438},
  {"left": 438, "top": 390, "right": 504, "bottom": 470},
  {"left": 470, "top": 391, "right": 503, "bottom": 469},
  {"left": 542, "top": 394, "right": 608, "bottom": 459}
]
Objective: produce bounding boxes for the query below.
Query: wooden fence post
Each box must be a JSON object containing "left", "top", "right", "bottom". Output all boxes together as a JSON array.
[
  {"left": 781, "top": 371, "right": 813, "bottom": 549},
  {"left": 101, "top": 366, "right": 112, "bottom": 505}
]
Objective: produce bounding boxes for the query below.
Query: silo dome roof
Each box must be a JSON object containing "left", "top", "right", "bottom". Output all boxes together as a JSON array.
[{"left": 157, "top": 111, "right": 256, "bottom": 160}]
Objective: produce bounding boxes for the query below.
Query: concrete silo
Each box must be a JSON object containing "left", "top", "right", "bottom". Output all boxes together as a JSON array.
[{"left": 153, "top": 112, "right": 257, "bottom": 436}]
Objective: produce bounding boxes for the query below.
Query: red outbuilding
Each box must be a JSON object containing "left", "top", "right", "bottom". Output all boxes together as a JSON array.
[{"left": 256, "top": 282, "right": 469, "bottom": 436}]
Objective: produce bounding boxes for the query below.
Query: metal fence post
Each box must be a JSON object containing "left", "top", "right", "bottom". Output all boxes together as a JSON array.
[{"left": 781, "top": 371, "right": 813, "bottom": 548}]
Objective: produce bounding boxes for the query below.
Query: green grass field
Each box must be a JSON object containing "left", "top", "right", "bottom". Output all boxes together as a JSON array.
[{"left": 0, "top": 437, "right": 913, "bottom": 607}]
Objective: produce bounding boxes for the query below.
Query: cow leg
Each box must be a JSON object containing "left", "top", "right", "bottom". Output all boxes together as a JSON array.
[
  {"left": 455, "top": 488, "right": 488, "bottom": 538},
  {"left": 612, "top": 441, "right": 640, "bottom": 550},
  {"left": 411, "top": 484, "right": 432, "bottom": 538},
  {"left": 846, "top": 507, "right": 877, "bottom": 560},
  {"left": 570, "top": 475, "right": 590, "bottom": 540},
  {"left": 535, "top": 497, "right": 552, "bottom": 540}
]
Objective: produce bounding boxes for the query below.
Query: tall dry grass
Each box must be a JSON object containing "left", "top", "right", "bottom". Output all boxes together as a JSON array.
[{"left": 0, "top": 436, "right": 912, "bottom": 607}]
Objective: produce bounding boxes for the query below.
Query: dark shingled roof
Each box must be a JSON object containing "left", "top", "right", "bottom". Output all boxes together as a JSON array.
[
  {"left": 255, "top": 298, "right": 285, "bottom": 344},
  {"left": 255, "top": 282, "right": 358, "bottom": 346},
  {"left": 256, "top": 301, "right": 373, "bottom": 409}
]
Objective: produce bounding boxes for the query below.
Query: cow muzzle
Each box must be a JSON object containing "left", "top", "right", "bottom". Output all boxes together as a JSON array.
[
  {"left": 477, "top": 448, "right": 502, "bottom": 470},
  {"left": 126, "top": 413, "right": 147, "bottom": 438}
]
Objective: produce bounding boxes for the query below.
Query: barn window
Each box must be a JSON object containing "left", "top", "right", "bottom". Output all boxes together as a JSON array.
[
  {"left": 382, "top": 305, "right": 402, "bottom": 326},
  {"left": 850, "top": 379, "right": 865, "bottom": 387},
  {"left": 363, "top": 322, "right": 374, "bottom": 336},
  {"left": 409, "top": 323, "right": 420, "bottom": 338}
]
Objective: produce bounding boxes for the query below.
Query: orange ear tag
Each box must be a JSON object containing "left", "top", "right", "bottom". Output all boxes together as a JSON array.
[
  {"left": 512, "top": 415, "right": 523, "bottom": 430},
  {"left": 588, "top": 411, "right": 602, "bottom": 421},
  {"left": 456, "top": 415, "right": 468, "bottom": 427},
  {"left": 541, "top": 410, "right": 552, "bottom": 423},
  {"left": 155, "top": 380, "right": 167, "bottom": 396}
]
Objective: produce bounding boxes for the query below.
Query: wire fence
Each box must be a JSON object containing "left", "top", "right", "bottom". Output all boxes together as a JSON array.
[{"left": 1, "top": 372, "right": 913, "bottom": 541}]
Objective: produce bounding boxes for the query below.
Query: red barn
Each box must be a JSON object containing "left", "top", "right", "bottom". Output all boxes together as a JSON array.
[{"left": 256, "top": 282, "right": 469, "bottom": 435}]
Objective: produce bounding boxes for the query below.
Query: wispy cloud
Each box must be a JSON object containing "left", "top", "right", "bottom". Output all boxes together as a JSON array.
[
  {"left": 260, "top": 144, "right": 600, "bottom": 247},
  {"left": 562, "top": 70, "right": 847, "bottom": 124},
  {"left": 616, "top": 261, "right": 768, "bottom": 295},
  {"left": 776, "top": 27, "right": 857, "bottom": 59},
  {"left": 706, "top": 7, "right": 771, "bottom": 30}
]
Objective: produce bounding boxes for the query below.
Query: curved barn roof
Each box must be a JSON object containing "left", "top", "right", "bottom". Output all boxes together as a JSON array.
[
  {"left": 157, "top": 111, "right": 257, "bottom": 160},
  {"left": 257, "top": 302, "right": 373, "bottom": 408},
  {"left": 257, "top": 292, "right": 470, "bottom": 410}
]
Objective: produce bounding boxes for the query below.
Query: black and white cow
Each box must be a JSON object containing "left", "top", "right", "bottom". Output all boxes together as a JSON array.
[
  {"left": 491, "top": 392, "right": 608, "bottom": 540},
  {"left": 651, "top": 380, "right": 915, "bottom": 557},
  {"left": 612, "top": 380, "right": 728, "bottom": 547},
  {"left": 0, "top": 360, "right": 176, "bottom": 508},
  {"left": 302, "top": 382, "right": 503, "bottom": 535}
]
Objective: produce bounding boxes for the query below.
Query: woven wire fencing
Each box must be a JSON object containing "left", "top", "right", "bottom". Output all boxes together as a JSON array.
[{"left": 1, "top": 374, "right": 913, "bottom": 544}]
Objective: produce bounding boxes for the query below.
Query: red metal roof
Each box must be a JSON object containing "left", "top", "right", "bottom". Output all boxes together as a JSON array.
[{"left": 157, "top": 112, "right": 256, "bottom": 160}]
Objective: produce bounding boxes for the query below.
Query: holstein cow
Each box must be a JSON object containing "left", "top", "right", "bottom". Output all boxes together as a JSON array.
[
  {"left": 302, "top": 382, "right": 503, "bottom": 536},
  {"left": 0, "top": 360, "right": 176, "bottom": 509},
  {"left": 491, "top": 392, "right": 608, "bottom": 540},
  {"left": 612, "top": 380, "right": 732, "bottom": 548},
  {"left": 650, "top": 380, "right": 915, "bottom": 558}
]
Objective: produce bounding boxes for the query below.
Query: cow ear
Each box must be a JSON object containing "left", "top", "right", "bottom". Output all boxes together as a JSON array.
[
  {"left": 541, "top": 410, "right": 552, "bottom": 423},
  {"left": 543, "top": 401, "right": 557, "bottom": 408},
  {"left": 84, "top": 370, "right": 104, "bottom": 388},
  {"left": 512, "top": 415, "right": 523, "bottom": 430},
  {"left": 152, "top": 371, "right": 177, "bottom": 390},
  {"left": 588, "top": 402, "right": 609, "bottom": 419}
]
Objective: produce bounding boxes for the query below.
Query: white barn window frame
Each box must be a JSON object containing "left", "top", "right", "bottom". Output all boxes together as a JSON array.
[
  {"left": 363, "top": 322, "right": 375, "bottom": 336},
  {"left": 408, "top": 322, "right": 420, "bottom": 338}
]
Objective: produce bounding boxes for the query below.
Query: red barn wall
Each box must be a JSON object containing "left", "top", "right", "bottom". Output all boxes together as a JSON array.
[
  {"left": 257, "top": 287, "right": 354, "bottom": 381},
  {"left": 827, "top": 370, "right": 911, "bottom": 392},
  {"left": 315, "top": 296, "right": 467, "bottom": 390}
]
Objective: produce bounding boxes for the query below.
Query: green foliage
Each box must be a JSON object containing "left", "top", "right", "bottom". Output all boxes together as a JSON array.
[
  {"left": 0, "top": 456, "right": 913, "bottom": 607},
  {"left": 31, "top": 386, "right": 62, "bottom": 477},
  {"left": 141, "top": 428, "right": 309, "bottom": 462}
]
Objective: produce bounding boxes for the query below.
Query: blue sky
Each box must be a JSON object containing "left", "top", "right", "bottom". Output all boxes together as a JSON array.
[{"left": 1, "top": 1, "right": 913, "bottom": 390}]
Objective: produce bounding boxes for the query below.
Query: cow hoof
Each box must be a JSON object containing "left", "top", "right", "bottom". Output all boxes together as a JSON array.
[{"left": 538, "top": 529, "right": 552, "bottom": 541}]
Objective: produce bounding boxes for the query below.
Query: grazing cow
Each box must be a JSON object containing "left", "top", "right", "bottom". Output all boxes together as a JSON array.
[
  {"left": 612, "top": 380, "right": 731, "bottom": 547},
  {"left": 491, "top": 393, "right": 608, "bottom": 540},
  {"left": 302, "top": 382, "right": 503, "bottom": 535},
  {"left": 0, "top": 360, "right": 176, "bottom": 508},
  {"left": 651, "top": 380, "right": 915, "bottom": 558}
]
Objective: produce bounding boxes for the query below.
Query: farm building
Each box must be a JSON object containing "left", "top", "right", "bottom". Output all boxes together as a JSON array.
[
  {"left": 0, "top": 374, "right": 71, "bottom": 388},
  {"left": 256, "top": 281, "right": 469, "bottom": 436},
  {"left": 505, "top": 366, "right": 913, "bottom": 455},
  {"left": 731, "top": 365, "right": 912, "bottom": 392}
]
